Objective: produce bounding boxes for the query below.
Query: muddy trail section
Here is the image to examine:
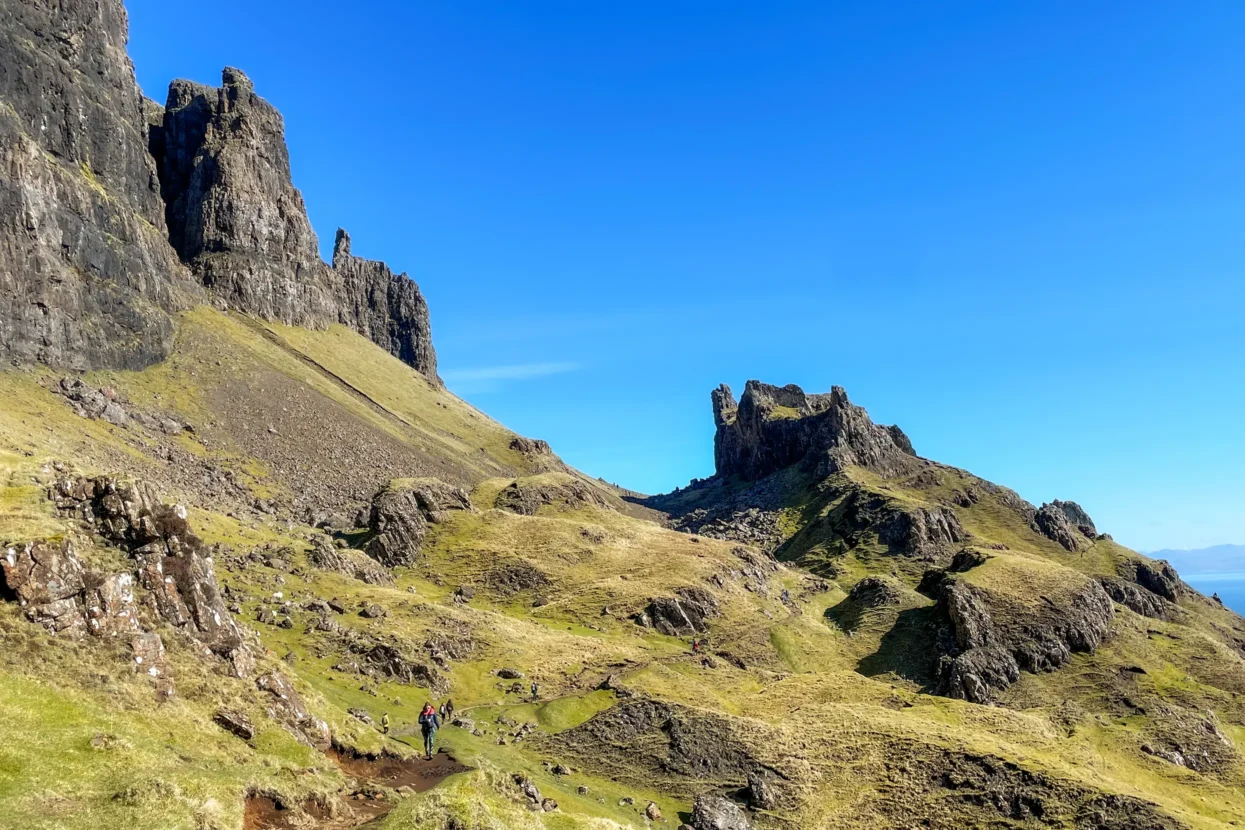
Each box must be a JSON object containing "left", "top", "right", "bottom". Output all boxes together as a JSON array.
[{"left": 244, "top": 748, "right": 470, "bottom": 829}]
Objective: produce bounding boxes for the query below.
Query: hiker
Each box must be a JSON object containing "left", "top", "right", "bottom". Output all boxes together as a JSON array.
[
  {"left": 418, "top": 702, "right": 440, "bottom": 758},
  {"left": 530, "top": 681, "right": 539, "bottom": 701},
  {"left": 439, "top": 699, "right": 455, "bottom": 721},
  {"left": 381, "top": 712, "right": 390, "bottom": 735},
  {"left": 691, "top": 638, "right": 701, "bottom": 654}
]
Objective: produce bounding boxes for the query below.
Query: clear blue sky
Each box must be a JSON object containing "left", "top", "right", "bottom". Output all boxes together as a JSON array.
[{"left": 126, "top": 1, "right": 1245, "bottom": 553}]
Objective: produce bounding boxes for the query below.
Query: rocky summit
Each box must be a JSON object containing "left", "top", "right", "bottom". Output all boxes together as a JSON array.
[
  {"left": 1, "top": 1, "right": 436, "bottom": 380},
  {"left": 1, "top": 3, "right": 1244, "bottom": 830}
]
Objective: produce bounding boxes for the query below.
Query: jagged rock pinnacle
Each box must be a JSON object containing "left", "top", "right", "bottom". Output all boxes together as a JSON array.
[{"left": 711, "top": 381, "right": 917, "bottom": 481}]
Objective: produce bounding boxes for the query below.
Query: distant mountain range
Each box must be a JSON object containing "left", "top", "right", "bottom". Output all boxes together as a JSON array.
[{"left": 1149, "top": 544, "right": 1245, "bottom": 574}]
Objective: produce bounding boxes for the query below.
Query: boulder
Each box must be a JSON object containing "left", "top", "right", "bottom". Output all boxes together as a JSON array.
[
  {"left": 307, "top": 537, "right": 394, "bottom": 586},
  {"left": 256, "top": 671, "right": 331, "bottom": 749},
  {"left": 639, "top": 586, "right": 720, "bottom": 637},
  {"left": 213, "top": 710, "right": 255, "bottom": 741},
  {"left": 1031, "top": 503, "right": 1087, "bottom": 552},
  {"left": 746, "top": 768, "right": 780, "bottom": 810},
  {"left": 691, "top": 795, "right": 754, "bottom": 830},
  {"left": 365, "top": 479, "right": 471, "bottom": 567}
]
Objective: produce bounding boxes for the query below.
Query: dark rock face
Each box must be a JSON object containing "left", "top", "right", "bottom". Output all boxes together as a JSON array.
[
  {"left": 152, "top": 69, "right": 438, "bottom": 380},
  {"left": 364, "top": 479, "right": 471, "bottom": 567},
  {"left": 712, "top": 382, "right": 918, "bottom": 481},
  {"left": 1098, "top": 577, "right": 1171, "bottom": 620},
  {"left": 50, "top": 474, "right": 254, "bottom": 677},
  {"left": 2, "top": 8, "right": 441, "bottom": 377},
  {"left": 880, "top": 745, "right": 1186, "bottom": 830},
  {"left": 933, "top": 576, "right": 1115, "bottom": 704},
  {"left": 0, "top": 0, "right": 189, "bottom": 369},
  {"left": 636, "top": 587, "right": 721, "bottom": 636},
  {"left": 330, "top": 228, "right": 437, "bottom": 378},
  {"left": 875, "top": 504, "right": 966, "bottom": 559},
  {"left": 690, "top": 795, "right": 755, "bottom": 830},
  {"left": 510, "top": 436, "right": 553, "bottom": 457},
  {"left": 1126, "top": 559, "right": 1184, "bottom": 602},
  {"left": 1097, "top": 559, "right": 1185, "bottom": 620},
  {"left": 1051, "top": 499, "right": 1097, "bottom": 537},
  {"left": 1031, "top": 502, "right": 1089, "bottom": 552},
  {"left": 255, "top": 670, "right": 331, "bottom": 749}
]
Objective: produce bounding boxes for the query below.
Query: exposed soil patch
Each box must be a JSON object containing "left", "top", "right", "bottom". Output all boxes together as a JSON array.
[
  {"left": 244, "top": 750, "right": 468, "bottom": 830},
  {"left": 243, "top": 795, "right": 334, "bottom": 830},
  {"left": 329, "top": 746, "right": 470, "bottom": 792}
]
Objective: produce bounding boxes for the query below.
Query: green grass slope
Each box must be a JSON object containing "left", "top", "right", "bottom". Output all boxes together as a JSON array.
[{"left": 2, "top": 307, "right": 1244, "bottom": 829}]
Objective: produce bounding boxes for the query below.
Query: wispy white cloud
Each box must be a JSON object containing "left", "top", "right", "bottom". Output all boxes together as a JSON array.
[{"left": 442, "top": 362, "right": 581, "bottom": 394}]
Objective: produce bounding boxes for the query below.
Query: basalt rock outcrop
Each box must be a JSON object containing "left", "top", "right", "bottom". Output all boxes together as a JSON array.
[
  {"left": 0, "top": 0, "right": 190, "bottom": 370},
  {"left": 1096, "top": 558, "right": 1185, "bottom": 619},
  {"left": 1, "top": 5, "right": 441, "bottom": 379},
  {"left": 1032, "top": 502, "right": 1089, "bottom": 552},
  {"left": 151, "top": 68, "right": 439, "bottom": 380},
  {"left": 2, "top": 538, "right": 139, "bottom": 638},
  {"left": 364, "top": 478, "right": 471, "bottom": 568},
  {"left": 635, "top": 586, "right": 720, "bottom": 636},
  {"left": 712, "top": 382, "right": 918, "bottom": 481},
  {"left": 928, "top": 570, "right": 1114, "bottom": 704},
  {"left": 49, "top": 474, "right": 254, "bottom": 677}
]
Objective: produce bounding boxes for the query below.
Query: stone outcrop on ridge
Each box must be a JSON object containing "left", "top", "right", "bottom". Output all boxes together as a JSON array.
[
  {"left": 151, "top": 68, "right": 439, "bottom": 381},
  {"left": 1, "top": 3, "right": 439, "bottom": 379},
  {"left": 712, "top": 382, "right": 918, "bottom": 481}
]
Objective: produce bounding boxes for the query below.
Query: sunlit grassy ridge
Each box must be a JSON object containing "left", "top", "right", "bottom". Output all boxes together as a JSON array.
[{"left": 1, "top": 306, "right": 1244, "bottom": 828}]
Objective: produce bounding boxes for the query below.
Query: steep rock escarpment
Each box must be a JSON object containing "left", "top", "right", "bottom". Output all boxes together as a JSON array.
[
  {"left": 925, "top": 569, "right": 1115, "bottom": 704},
  {"left": 712, "top": 382, "right": 918, "bottom": 481},
  {"left": 2, "top": 7, "right": 440, "bottom": 379},
  {"left": 0, "top": 0, "right": 190, "bottom": 369},
  {"left": 330, "top": 229, "right": 437, "bottom": 375},
  {"left": 364, "top": 478, "right": 472, "bottom": 567},
  {"left": 152, "top": 68, "right": 439, "bottom": 381}
]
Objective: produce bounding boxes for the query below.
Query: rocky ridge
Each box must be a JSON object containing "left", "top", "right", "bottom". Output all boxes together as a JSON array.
[
  {"left": 2, "top": 3, "right": 438, "bottom": 378},
  {"left": 712, "top": 382, "right": 918, "bottom": 481}
]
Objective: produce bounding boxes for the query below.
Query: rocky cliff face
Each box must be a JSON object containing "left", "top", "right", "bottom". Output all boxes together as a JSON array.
[
  {"left": 1, "top": 11, "right": 438, "bottom": 380},
  {"left": 330, "top": 229, "right": 437, "bottom": 375},
  {"left": 0, "top": 0, "right": 191, "bottom": 369},
  {"left": 712, "top": 382, "right": 918, "bottom": 481},
  {"left": 149, "top": 68, "right": 440, "bottom": 381}
]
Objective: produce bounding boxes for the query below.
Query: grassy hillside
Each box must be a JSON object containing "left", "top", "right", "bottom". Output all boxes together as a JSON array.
[{"left": 2, "top": 307, "right": 1245, "bottom": 829}]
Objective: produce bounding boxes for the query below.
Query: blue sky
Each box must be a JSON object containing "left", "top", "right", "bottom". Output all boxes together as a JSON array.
[{"left": 125, "top": 1, "right": 1245, "bottom": 553}]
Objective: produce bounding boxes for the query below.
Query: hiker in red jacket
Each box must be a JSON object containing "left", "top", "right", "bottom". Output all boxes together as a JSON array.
[{"left": 418, "top": 702, "right": 440, "bottom": 758}]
